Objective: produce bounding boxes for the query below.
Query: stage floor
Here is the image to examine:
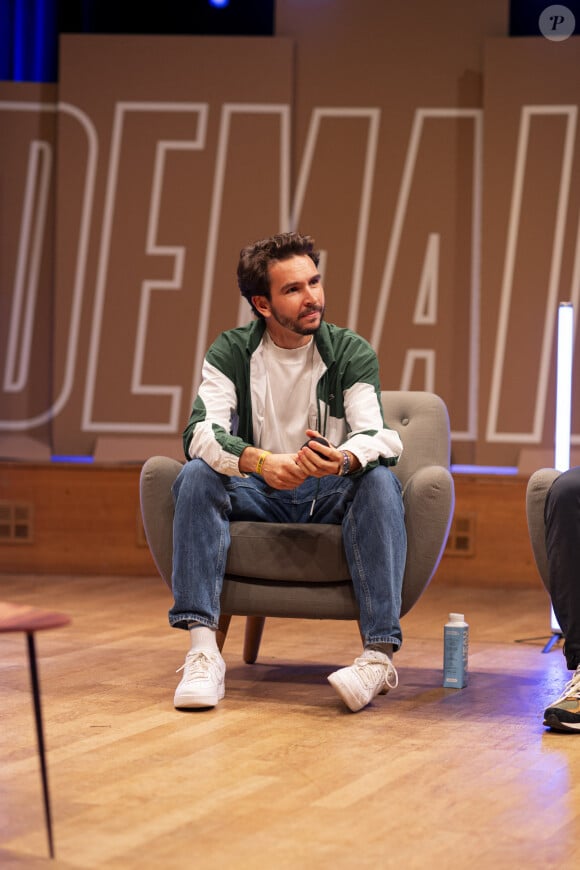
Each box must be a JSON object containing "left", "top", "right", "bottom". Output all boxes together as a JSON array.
[{"left": 1, "top": 571, "right": 577, "bottom": 869}]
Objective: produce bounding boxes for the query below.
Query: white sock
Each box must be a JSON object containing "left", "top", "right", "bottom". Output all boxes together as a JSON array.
[
  {"left": 365, "top": 643, "right": 394, "bottom": 658},
  {"left": 188, "top": 622, "right": 219, "bottom": 654}
]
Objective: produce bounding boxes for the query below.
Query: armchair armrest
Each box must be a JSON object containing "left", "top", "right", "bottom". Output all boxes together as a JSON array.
[
  {"left": 140, "top": 456, "right": 183, "bottom": 589},
  {"left": 400, "top": 465, "right": 455, "bottom": 615},
  {"left": 526, "top": 467, "right": 561, "bottom": 593}
]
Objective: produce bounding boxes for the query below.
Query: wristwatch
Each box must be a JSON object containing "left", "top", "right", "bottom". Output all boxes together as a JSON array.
[{"left": 339, "top": 450, "right": 351, "bottom": 476}]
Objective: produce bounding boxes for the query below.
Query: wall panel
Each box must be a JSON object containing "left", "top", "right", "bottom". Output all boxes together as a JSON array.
[{"left": 0, "top": 3, "right": 579, "bottom": 470}]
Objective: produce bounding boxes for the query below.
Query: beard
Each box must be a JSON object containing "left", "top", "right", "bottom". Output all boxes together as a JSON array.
[{"left": 270, "top": 304, "right": 326, "bottom": 335}]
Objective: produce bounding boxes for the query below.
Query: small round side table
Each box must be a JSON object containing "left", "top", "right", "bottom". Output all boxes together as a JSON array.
[{"left": 0, "top": 601, "right": 71, "bottom": 860}]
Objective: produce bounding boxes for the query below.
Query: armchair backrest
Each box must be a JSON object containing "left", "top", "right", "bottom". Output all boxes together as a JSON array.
[{"left": 380, "top": 391, "right": 451, "bottom": 487}]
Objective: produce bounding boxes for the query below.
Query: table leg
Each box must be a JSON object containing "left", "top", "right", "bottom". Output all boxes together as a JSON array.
[{"left": 26, "top": 632, "right": 55, "bottom": 860}]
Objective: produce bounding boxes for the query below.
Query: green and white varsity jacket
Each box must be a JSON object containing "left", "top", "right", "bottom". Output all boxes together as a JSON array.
[{"left": 183, "top": 319, "right": 403, "bottom": 476}]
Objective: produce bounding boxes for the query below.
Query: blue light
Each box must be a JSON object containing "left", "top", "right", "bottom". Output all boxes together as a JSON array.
[
  {"left": 51, "top": 455, "right": 94, "bottom": 464},
  {"left": 4, "top": 0, "right": 59, "bottom": 81},
  {"left": 0, "top": 0, "right": 14, "bottom": 79},
  {"left": 12, "top": 0, "right": 26, "bottom": 80},
  {"left": 450, "top": 465, "right": 519, "bottom": 476},
  {"left": 209, "top": 0, "right": 230, "bottom": 7}
]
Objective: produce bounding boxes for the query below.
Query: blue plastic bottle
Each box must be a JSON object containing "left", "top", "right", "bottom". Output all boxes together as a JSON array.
[{"left": 443, "top": 612, "right": 469, "bottom": 688}]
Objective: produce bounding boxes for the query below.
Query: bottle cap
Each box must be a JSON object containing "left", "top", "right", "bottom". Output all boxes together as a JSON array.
[{"left": 449, "top": 612, "right": 465, "bottom": 622}]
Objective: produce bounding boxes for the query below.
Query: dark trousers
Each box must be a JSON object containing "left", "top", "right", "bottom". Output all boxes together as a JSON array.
[{"left": 545, "top": 466, "right": 580, "bottom": 669}]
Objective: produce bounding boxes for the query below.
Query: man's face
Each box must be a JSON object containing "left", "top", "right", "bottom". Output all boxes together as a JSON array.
[{"left": 252, "top": 254, "right": 326, "bottom": 348}]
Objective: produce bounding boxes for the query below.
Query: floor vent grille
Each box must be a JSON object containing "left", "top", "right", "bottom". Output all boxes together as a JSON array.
[
  {"left": 445, "top": 512, "right": 476, "bottom": 556},
  {"left": 0, "top": 501, "right": 34, "bottom": 544}
]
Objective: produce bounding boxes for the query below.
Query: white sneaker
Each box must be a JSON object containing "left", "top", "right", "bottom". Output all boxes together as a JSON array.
[
  {"left": 327, "top": 649, "right": 398, "bottom": 712},
  {"left": 543, "top": 664, "right": 580, "bottom": 732},
  {"left": 174, "top": 650, "right": 226, "bottom": 709}
]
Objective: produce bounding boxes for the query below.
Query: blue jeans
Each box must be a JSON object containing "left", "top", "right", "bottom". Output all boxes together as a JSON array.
[{"left": 169, "top": 459, "right": 407, "bottom": 650}]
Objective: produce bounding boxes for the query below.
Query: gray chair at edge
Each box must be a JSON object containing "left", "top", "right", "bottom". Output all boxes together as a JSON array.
[
  {"left": 526, "top": 467, "right": 561, "bottom": 595},
  {"left": 140, "top": 390, "right": 455, "bottom": 664}
]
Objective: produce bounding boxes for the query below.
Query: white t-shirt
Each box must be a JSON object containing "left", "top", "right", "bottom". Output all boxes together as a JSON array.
[{"left": 261, "top": 332, "right": 315, "bottom": 454}]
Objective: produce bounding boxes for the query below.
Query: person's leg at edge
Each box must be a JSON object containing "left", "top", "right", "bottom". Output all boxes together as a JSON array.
[
  {"left": 313, "top": 466, "right": 406, "bottom": 712},
  {"left": 169, "top": 460, "right": 296, "bottom": 710},
  {"left": 169, "top": 459, "right": 230, "bottom": 709},
  {"left": 543, "top": 467, "right": 580, "bottom": 732}
]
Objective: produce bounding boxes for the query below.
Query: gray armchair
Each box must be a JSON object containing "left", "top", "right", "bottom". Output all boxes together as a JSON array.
[
  {"left": 526, "top": 467, "right": 561, "bottom": 593},
  {"left": 140, "top": 390, "right": 455, "bottom": 663}
]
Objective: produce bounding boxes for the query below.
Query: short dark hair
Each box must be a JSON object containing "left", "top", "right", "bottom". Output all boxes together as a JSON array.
[{"left": 237, "top": 232, "right": 320, "bottom": 318}]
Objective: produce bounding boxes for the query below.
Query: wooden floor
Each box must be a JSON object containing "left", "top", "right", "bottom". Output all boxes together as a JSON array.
[{"left": 1, "top": 572, "right": 579, "bottom": 870}]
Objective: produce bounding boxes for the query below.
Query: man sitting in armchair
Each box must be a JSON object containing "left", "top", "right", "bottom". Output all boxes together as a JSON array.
[{"left": 168, "top": 231, "right": 407, "bottom": 713}]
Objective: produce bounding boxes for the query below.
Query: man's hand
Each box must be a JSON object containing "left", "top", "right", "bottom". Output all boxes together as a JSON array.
[
  {"left": 240, "top": 432, "right": 359, "bottom": 488},
  {"left": 239, "top": 447, "right": 308, "bottom": 489},
  {"left": 296, "top": 429, "right": 343, "bottom": 478},
  {"left": 261, "top": 454, "right": 309, "bottom": 489}
]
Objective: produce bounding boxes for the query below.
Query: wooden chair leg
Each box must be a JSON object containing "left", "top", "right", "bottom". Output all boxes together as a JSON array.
[
  {"left": 243, "top": 616, "right": 266, "bottom": 664},
  {"left": 216, "top": 614, "right": 232, "bottom": 652}
]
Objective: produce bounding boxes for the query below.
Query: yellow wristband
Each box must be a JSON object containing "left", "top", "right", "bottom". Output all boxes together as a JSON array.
[{"left": 256, "top": 451, "right": 271, "bottom": 475}]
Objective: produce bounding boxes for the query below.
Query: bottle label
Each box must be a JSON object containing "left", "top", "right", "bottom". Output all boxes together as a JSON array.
[{"left": 443, "top": 625, "right": 468, "bottom": 688}]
